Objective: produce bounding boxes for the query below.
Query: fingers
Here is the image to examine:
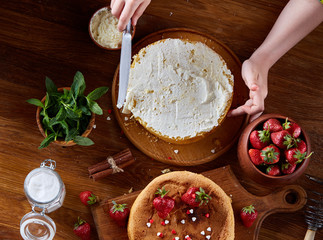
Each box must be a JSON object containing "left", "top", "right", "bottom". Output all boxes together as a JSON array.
[
  {"left": 110, "top": 0, "right": 116, "bottom": 9},
  {"left": 118, "top": 0, "right": 143, "bottom": 31},
  {"left": 249, "top": 111, "right": 263, "bottom": 122},
  {"left": 132, "top": 0, "right": 151, "bottom": 26},
  {"left": 111, "top": 0, "right": 125, "bottom": 19}
]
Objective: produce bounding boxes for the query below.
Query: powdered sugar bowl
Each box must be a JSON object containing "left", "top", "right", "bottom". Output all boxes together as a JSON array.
[{"left": 20, "top": 159, "right": 66, "bottom": 240}]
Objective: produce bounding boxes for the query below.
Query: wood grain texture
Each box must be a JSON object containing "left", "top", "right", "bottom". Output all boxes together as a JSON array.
[
  {"left": 0, "top": 0, "right": 322, "bottom": 239},
  {"left": 91, "top": 166, "right": 307, "bottom": 240}
]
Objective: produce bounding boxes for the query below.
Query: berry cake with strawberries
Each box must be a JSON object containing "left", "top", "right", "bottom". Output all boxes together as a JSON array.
[{"left": 127, "top": 171, "right": 234, "bottom": 240}]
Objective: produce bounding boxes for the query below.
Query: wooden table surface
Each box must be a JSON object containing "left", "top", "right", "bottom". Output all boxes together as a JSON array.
[{"left": 0, "top": 0, "right": 322, "bottom": 239}]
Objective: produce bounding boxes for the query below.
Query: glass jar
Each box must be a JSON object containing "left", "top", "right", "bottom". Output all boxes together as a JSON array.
[{"left": 20, "top": 159, "right": 66, "bottom": 240}]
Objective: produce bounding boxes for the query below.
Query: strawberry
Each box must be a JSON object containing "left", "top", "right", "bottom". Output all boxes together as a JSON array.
[
  {"left": 263, "top": 118, "right": 283, "bottom": 133},
  {"left": 297, "top": 140, "right": 307, "bottom": 153},
  {"left": 79, "top": 191, "right": 97, "bottom": 206},
  {"left": 153, "top": 187, "right": 175, "bottom": 219},
  {"left": 109, "top": 201, "right": 130, "bottom": 227},
  {"left": 181, "top": 187, "right": 212, "bottom": 208},
  {"left": 283, "top": 118, "right": 301, "bottom": 138},
  {"left": 73, "top": 217, "right": 91, "bottom": 240},
  {"left": 266, "top": 165, "right": 281, "bottom": 176},
  {"left": 248, "top": 149, "right": 264, "bottom": 165},
  {"left": 240, "top": 205, "right": 258, "bottom": 228},
  {"left": 281, "top": 163, "right": 297, "bottom": 175},
  {"left": 271, "top": 130, "right": 298, "bottom": 149},
  {"left": 249, "top": 129, "right": 270, "bottom": 149},
  {"left": 260, "top": 145, "right": 280, "bottom": 164},
  {"left": 285, "top": 148, "right": 312, "bottom": 165}
]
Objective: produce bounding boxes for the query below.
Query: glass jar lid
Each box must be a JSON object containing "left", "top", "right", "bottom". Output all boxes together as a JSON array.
[
  {"left": 20, "top": 211, "right": 56, "bottom": 240},
  {"left": 24, "top": 159, "right": 64, "bottom": 205}
]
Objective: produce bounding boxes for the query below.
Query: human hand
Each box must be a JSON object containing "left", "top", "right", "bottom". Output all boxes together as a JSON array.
[
  {"left": 110, "top": 0, "right": 151, "bottom": 32},
  {"left": 228, "top": 58, "right": 269, "bottom": 122}
]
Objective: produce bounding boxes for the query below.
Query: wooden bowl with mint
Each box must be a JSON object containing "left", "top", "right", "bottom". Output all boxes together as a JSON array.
[{"left": 27, "top": 71, "right": 108, "bottom": 148}]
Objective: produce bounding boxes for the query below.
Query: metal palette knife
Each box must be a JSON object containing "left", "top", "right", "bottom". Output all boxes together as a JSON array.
[{"left": 117, "top": 20, "right": 132, "bottom": 109}]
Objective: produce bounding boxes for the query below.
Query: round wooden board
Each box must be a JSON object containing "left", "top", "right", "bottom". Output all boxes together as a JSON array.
[{"left": 112, "top": 28, "right": 249, "bottom": 166}]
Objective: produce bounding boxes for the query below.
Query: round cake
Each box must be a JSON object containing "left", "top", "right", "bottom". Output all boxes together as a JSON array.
[
  {"left": 123, "top": 38, "right": 234, "bottom": 144},
  {"left": 127, "top": 171, "right": 235, "bottom": 240}
]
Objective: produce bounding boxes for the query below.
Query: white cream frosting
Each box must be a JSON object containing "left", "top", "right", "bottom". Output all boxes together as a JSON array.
[
  {"left": 90, "top": 8, "right": 122, "bottom": 48},
  {"left": 123, "top": 38, "right": 234, "bottom": 140}
]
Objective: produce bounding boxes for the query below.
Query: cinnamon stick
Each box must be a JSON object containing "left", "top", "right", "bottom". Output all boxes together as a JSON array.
[
  {"left": 88, "top": 148, "right": 135, "bottom": 180},
  {"left": 89, "top": 159, "right": 136, "bottom": 181}
]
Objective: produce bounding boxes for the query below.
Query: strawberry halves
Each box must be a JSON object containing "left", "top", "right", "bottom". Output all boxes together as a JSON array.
[
  {"left": 181, "top": 187, "right": 212, "bottom": 208},
  {"left": 153, "top": 187, "right": 175, "bottom": 219}
]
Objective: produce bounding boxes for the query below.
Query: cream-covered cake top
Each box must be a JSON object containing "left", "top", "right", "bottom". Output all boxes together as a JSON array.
[{"left": 123, "top": 38, "right": 234, "bottom": 141}]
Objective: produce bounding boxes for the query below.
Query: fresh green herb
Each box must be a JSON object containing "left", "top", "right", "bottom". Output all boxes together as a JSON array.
[{"left": 27, "top": 71, "right": 108, "bottom": 149}]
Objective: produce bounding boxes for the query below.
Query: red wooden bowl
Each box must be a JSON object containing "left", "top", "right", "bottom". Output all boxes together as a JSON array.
[
  {"left": 237, "top": 113, "right": 311, "bottom": 186},
  {"left": 88, "top": 6, "right": 136, "bottom": 51},
  {"left": 36, "top": 87, "right": 95, "bottom": 147}
]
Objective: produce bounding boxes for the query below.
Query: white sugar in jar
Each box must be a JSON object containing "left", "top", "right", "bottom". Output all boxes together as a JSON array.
[{"left": 20, "top": 159, "right": 66, "bottom": 240}]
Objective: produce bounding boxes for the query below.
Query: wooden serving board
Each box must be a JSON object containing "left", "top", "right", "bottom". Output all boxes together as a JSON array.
[
  {"left": 91, "top": 166, "right": 307, "bottom": 240},
  {"left": 112, "top": 28, "right": 249, "bottom": 166}
]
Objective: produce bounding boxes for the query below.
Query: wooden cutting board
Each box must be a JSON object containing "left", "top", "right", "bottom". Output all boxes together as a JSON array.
[
  {"left": 111, "top": 28, "right": 249, "bottom": 166},
  {"left": 91, "top": 166, "right": 307, "bottom": 240}
]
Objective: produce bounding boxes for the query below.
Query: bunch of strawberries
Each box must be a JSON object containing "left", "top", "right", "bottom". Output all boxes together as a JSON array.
[{"left": 248, "top": 118, "right": 312, "bottom": 176}]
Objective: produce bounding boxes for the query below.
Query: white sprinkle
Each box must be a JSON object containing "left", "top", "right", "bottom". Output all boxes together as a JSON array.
[
  {"left": 125, "top": 117, "right": 128, "bottom": 121},
  {"left": 157, "top": 232, "right": 161, "bottom": 236},
  {"left": 189, "top": 209, "right": 194, "bottom": 214},
  {"left": 164, "top": 220, "right": 169, "bottom": 224},
  {"left": 106, "top": 116, "right": 111, "bottom": 121},
  {"left": 211, "top": 149, "right": 215, "bottom": 153},
  {"left": 174, "top": 149, "right": 179, "bottom": 154},
  {"left": 175, "top": 237, "right": 179, "bottom": 240},
  {"left": 185, "top": 235, "right": 189, "bottom": 239},
  {"left": 93, "top": 124, "right": 96, "bottom": 129},
  {"left": 229, "top": 194, "right": 233, "bottom": 198},
  {"left": 170, "top": 12, "right": 173, "bottom": 16},
  {"left": 201, "top": 231, "right": 205, "bottom": 235},
  {"left": 146, "top": 222, "right": 151, "bottom": 228},
  {"left": 192, "top": 217, "right": 197, "bottom": 222},
  {"left": 181, "top": 219, "right": 185, "bottom": 224},
  {"left": 207, "top": 227, "right": 212, "bottom": 231},
  {"left": 206, "top": 235, "right": 211, "bottom": 239}
]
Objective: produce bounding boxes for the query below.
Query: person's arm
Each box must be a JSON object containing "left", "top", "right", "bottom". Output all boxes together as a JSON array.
[
  {"left": 229, "top": 0, "right": 323, "bottom": 122},
  {"left": 110, "top": 0, "right": 151, "bottom": 31}
]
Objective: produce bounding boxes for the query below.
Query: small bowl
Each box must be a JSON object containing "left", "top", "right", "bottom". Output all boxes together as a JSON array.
[
  {"left": 237, "top": 113, "right": 311, "bottom": 186},
  {"left": 36, "top": 87, "right": 95, "bottom": 147},
  {"left": 88, "top": 6, "right": 136, "bottom": 50}
]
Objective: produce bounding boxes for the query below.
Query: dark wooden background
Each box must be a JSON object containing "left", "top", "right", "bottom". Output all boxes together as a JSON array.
[{"left": 0, "top": 0, "right": 322, "bottom": 239}]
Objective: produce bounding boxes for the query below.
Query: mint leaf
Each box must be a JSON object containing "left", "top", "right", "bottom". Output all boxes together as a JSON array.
[
  {"left": 88, "top": 100, "right": 103, "bottom": 115},
  {"left": 44, "top": 92, "right": 50, "bottom": 108},
  {"left": 74, "top": 136, "right": 94, "bottom": 146},
  {"left": 56, "top": 107, "right": 66, "bottom": 121},
  {"left": 87, "top": 87, "right": 109, "bottom": 101},
  {"left": 66, "top": 128, "right": 78, "bottom": 142},
  {"left": 26, "top": 99, "right": 44, "bottom": 108},
  {"left": 45, "top": 77, "right": 57, "bottom": 94},
  {"left": 71, "top": 71, "right": 85, "bottom": 98},
  {"left": 38, "top": 133, "right": 55, "bottom": 149}
]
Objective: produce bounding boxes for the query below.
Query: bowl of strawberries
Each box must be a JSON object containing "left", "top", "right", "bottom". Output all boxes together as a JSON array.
[{"left": 237, "top": 113, "right": 312, "bottom": 185}]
